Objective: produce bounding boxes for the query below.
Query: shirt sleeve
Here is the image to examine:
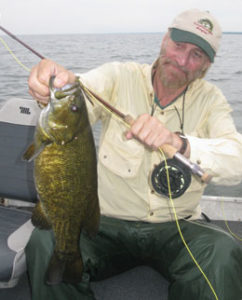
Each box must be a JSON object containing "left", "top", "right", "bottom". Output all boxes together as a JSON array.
[
  {"left": 76, "top": 62, "right": 120, "bottom": 125},
  {"left": 188, "top": 87, "right": 242, "bottom": 185}
]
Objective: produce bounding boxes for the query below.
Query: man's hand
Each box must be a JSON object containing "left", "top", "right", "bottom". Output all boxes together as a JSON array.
[
  {"left": 28, "top": 58, "right": 76, "bottom": 105},
  {"left": 126, "top": 113, "right": 189, "bottom": 155}
]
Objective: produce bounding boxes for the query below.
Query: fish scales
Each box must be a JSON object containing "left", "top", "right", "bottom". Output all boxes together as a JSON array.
[{"left": 24, "top": 77, "right": 100, "bottom": 285}]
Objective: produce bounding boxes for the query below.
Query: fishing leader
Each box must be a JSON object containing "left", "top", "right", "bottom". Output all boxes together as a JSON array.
[{"left": 26, "top": 9, "right": 242, "bottom": 300}]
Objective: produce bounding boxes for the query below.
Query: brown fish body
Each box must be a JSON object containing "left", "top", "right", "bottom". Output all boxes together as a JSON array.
[{"left": 25, "top": 77, "right": 100, "bottom": 285}]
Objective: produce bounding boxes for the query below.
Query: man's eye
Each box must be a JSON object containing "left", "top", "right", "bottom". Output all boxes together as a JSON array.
[
  {"left": 194, "top": 52, "right": 201, "bottom": 57},
  {"left": 193, "top": 51, "right": 203, "bottom": 59}
]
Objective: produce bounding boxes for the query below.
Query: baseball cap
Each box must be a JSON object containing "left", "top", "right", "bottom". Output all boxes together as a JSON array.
[{"left": 169, "top": 9, "right": 222, "bottom": 62}]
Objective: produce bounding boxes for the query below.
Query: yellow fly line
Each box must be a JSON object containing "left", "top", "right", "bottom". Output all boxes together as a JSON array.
[
  {"left": 159, "top": 149, "right": 219, "bottom": 300},
  {"left": 221, "top": 200, "right": 242, "bottom": 241},
  {"left": 0, "top": 36, "right": 31, "bottom": 72}
]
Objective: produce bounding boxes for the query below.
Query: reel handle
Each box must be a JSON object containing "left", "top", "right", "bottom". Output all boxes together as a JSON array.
[{"left": 201, "top": 173, "right": 213, "bottom": 184}]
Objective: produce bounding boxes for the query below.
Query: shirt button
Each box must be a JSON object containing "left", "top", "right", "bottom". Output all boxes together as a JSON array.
[
  {"left": 160, "top": 111, "right": 164, "bottom": 115},
  {"left": 150, "top": 212, "right": 154, "bottom": 216}
]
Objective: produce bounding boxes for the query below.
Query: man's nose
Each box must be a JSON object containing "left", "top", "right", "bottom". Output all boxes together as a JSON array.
[{"left": 175, "top": 53, "right": 189, "bottom": 68}]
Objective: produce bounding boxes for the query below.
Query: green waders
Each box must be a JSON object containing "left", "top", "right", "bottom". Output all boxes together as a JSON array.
[{"left": 26, "top": 216, "right": 242, "bottom": 300}]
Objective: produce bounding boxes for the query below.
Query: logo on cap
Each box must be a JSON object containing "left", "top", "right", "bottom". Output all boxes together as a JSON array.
[{"left": 194, "top": 18, "right": 213, "bottom": 35}]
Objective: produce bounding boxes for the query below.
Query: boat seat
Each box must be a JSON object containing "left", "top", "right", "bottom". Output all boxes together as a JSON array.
[
  {"left": 0, "top": 207, "right": 33, "bottom": 288},
  {"left": 0, "top": 98, "right": 39, "bottom": 288}
]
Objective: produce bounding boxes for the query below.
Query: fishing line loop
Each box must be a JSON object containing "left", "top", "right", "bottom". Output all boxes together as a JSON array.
[
  {"left": 221, "top": 200, "right": 242, "bottom": 241},
  {"left": 0, "top": 36, "right": 31, "bottom": 72}
]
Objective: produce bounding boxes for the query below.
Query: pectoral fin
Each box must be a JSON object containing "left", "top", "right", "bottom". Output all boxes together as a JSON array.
[{"left": 22, "top": 141, "right": 50, "bottom": 162}]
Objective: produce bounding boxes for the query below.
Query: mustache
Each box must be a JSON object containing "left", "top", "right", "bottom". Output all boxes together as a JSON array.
[{"left": 160, "top": 56, "right": 189, "bottom": 75}]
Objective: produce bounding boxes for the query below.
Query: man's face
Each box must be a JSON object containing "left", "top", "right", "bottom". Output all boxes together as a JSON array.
[{"left": 157, "top": 33, "right": 211, "bottom": 89}]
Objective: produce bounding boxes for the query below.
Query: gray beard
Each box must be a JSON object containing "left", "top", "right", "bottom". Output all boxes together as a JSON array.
[{"left": 156, "top": 56, "right": 206, "bottom": 90}]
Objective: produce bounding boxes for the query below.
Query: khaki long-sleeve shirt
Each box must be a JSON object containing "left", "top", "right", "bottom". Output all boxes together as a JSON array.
[{"left": 78, "top": 61, "right": 242, "bottom": 223}]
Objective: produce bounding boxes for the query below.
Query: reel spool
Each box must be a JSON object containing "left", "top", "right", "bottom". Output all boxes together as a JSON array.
[{"left": 150, "top": 158, "right": 191, "bottom": 198}]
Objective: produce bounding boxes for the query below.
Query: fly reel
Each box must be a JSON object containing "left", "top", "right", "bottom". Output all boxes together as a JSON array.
[{"left": 150, "top": 158, "right": 191, "bottom": 198}]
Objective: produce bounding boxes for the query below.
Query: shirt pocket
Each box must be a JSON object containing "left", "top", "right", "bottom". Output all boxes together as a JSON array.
[{"left": 98, "top": 122, "right": 145, "bottom": 178}]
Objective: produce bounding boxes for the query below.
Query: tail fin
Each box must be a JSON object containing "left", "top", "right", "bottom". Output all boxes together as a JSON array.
[
  {"left": 45, "top": 251, "right": 83, "bottom": 285},
  {"left": 63, "top": 254, "right": 83, "bottom": 284}
]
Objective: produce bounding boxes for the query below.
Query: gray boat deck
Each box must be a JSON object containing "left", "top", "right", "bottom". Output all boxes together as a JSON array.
[{"left": 0, "top": 220, "right": 241, "bottom": 300}]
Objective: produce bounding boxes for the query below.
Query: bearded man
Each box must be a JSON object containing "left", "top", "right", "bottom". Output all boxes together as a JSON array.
[{"left": 27, "top": 9, "right": 242, "bottom": 300}]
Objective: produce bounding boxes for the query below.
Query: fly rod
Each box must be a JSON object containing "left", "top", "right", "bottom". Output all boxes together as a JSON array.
[
  {"left": 0, "top": 26, "right": 44, "bottom": 59},
  {"left": 0, "top": 25, "right": 212, "bottom": 183}
]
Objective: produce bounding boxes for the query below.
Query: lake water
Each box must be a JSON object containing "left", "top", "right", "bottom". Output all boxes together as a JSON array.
[{"left": 0, "top": 32, "right": 242, "bottom": 197}]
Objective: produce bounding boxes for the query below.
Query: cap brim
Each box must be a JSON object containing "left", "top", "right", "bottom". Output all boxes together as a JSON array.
[{"left": 170, "top": 28, "right": 215, "bottom": 62}]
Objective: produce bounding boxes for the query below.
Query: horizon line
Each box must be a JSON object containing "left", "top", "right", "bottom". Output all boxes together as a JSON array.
[{"left": 0, "top": 31, "right": 242, "bottom": 36}]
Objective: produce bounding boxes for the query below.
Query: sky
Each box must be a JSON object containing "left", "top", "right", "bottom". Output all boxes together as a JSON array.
[{"left": 0, "top": 0, "right": 242, "bottom": 35}]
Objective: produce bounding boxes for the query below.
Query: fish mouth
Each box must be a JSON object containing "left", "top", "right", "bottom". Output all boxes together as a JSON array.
[
  {"left": 38, "top": 76, "right": 82, "bottom": 142},
  {"left": 49, "top": 76, "right": 80, "bottom": 102}
]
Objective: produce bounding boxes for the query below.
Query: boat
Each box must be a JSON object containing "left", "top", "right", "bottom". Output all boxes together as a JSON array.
[{"left": 0, "top": 97, "right": 241, "bottom": 300}]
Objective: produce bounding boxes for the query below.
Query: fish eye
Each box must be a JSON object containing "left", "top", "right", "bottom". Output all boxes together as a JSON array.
[{"left": 70, "top": 104, "right": 79, "bottom": 112}]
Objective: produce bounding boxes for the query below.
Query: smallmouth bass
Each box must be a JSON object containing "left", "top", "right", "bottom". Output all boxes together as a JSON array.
[{"left": 24, "top": 76, "right": 100, "bottom": 285}]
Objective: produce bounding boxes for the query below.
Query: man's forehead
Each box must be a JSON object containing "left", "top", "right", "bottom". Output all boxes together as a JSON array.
[{"left": 176, "top": 41, "right": 205, "bottom": 52}]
